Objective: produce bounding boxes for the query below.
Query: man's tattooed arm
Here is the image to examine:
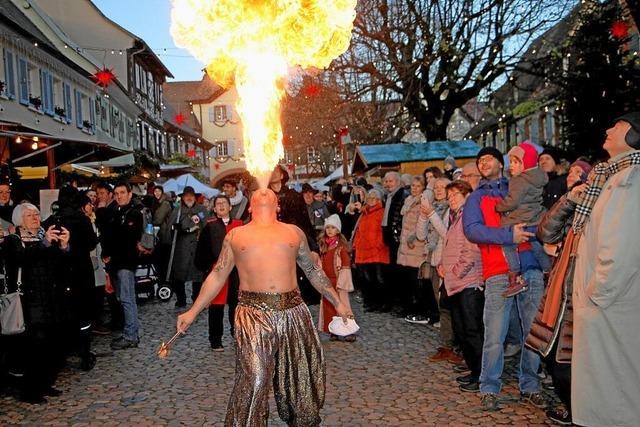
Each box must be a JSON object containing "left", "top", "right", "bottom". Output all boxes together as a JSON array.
[
  {"left": 191, "top": 231, "right": 236, "bottom": 315},
  {"left": 295, "top": 227, "right": 342, "bottom": 308}
]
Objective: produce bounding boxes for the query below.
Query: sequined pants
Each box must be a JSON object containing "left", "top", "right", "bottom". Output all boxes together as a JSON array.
[{"left": 225, "top": 290, "right": 325, "bottom": 427}]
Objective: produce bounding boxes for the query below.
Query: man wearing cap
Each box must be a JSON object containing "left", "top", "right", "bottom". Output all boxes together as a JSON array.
[
  {"left": 167, "top": 185, "right": 209, "bottom": 308},
  {"left": 569, "top": 113, "right": 640, "bottom": 426},
  {"left": 462, "top": 146, "right": 546, "bottom": 411},
  {"left": 302, "top": 183, "right": 330, "bottom": 231}
]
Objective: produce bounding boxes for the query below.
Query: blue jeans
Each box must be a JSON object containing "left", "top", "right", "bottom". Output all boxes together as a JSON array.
[
  {"left": 116, "top": 269, "right": 139, "bottom": 342},
  {"left": 503, "top": 242, "right": 551, "bottom": 273},
  {"left": 479, "top": 270, "right": 544, "bottom": 394}
]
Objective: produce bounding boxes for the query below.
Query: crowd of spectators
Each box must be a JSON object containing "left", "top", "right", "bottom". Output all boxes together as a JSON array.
[{"left": 1, "top": 114, "right": 639, "bottom": 425}]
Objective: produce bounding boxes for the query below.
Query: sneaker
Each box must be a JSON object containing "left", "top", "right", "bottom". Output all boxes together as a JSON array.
[
  {"left": 432, "top": 321, "right": 441, "bottom": 329},
  {"left": 459, "top": 381, "right": 480, "bottom": 393},
  {"left": 520, "top": 392, "right": 547, "bottom": 409},
  {"left": 453, "top": 363, "right": 470, "bottom": 373},
  {"left": 546, "top": 407, "right": 571, "bottom": 425},
  {"left": 504, "top": 343, "right": 521, "bottom": 359},
  {"left": 481, "top": 393, "right": 499, "bottom": 411},
  {"left": 110, "top": 337, "right": 139, "bottom": 350},
  {"left": 404, "top": 315, "right": 430, "bottom": 324},
  {"left": 502, "top": 274, "right": 528, "bottom": 297},
  {"left": 447, "top": 351, "right": 464, "bottom": 365},
  {"left": 211, "top": 345, "right": 224, "bottom": 353},
  {"left": 428, "top": 347, "right": 453, "bottom": 362},
  {"left": 19, "top": 393, "right": 47, "bottom": 404},
  {"left": 43, "top": 387, "right": 62, "bottom": 397},
  {"left": 456, "top": 374, "right": 476, "bottom": 385}
]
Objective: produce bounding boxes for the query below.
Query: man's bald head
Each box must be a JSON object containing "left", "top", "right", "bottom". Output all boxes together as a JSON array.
[{"left": 461, "top": 162, "right": 482, "bottom": 190}]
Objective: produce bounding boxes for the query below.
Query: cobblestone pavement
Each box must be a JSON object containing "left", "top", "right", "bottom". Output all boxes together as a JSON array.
[{"left": 1, "top": 292, "right": 558, "bottom": 426}]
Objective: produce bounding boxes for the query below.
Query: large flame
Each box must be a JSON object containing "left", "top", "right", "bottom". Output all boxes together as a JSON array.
[{"left": 170, "top": 0, "right": 357, "bottom": 186}]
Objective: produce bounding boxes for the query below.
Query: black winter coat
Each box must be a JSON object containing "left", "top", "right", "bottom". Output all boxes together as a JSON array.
[
  {"left": 194, "top": 218, "right": 240, "bottom": 294},
  {"left": 102, "top": 201, "right": 143, "bottom": 271},
  {"left": 1, "top": 232, "right": 69, "bottom": 328},
  {"left": 382, "top": 188, "right": 408, "bottom": 249},
  {"left": 542, "top": 172, "right": 567, "bottom": 210}
]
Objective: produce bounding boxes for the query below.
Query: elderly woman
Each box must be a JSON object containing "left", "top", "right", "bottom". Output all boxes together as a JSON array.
[
  {"left": 397, "top": 176, "right": 430, "bottom": 322},
  {"left": 1, "top": 203, "right": 70, "bottom": 403},
  {"left": 352, "top": 188, "right": 390, "bottom": 312},
  {"left": 432, "top": 181, "right": 484, "bottom": 390},
  {"left": 417, "top": 177, "right": 461, "bottom": 364}
]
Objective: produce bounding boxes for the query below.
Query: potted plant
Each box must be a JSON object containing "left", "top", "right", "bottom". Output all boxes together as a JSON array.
[
  {"left": 82, "top": 120, "right": 93, "bottom": 131},
  {"left": 0, "top": 81, "right": 5, "bottom": 94},
  {"left": 29, "top": 95, "right": 42, "bottom": 109},
  {"left": 54, "top": 106, "right": 66, "bottom": 117}
]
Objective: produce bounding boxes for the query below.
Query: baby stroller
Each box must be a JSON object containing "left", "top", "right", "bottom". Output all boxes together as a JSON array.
[{"left": 135, "top": 263, "right": 172, "bottom": 302}]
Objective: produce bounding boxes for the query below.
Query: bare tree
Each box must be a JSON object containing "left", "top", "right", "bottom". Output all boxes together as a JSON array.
[{"left": 331, "top": 0, "right": 574, "bottom": 140}]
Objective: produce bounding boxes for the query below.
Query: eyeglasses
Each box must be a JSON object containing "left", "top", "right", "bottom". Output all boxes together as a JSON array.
[{"left": 447, "top": 191, "right": 463, "bottom": 200}]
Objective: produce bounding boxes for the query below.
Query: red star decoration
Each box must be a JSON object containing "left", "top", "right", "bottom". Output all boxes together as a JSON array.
[
  {"left": 611, "top": 21, "right": 629, "bottom": 39},
  {"left": 93, "top": 67, "right": 116, "bottom": 87},
  {"left": 186, "top": 148, "right": 197, "bottom": 158},
  {"left": 304, "top": 84, "right": 320, "bottom": 97},
  {"left": 214, "top": 164, "right": 221, "bottom": 170},
  {"left": 175, "top": 113, "right": 186, "bottom": 126}
]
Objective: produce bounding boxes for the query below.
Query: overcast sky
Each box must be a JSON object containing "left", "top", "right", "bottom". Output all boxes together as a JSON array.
[{"left": 91, "top": 0, "right": 205, "bottom": 82}]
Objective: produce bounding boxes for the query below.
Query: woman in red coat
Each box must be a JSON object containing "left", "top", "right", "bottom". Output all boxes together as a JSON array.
[
  {"left": 318, "top": 214, "right": 356, "bottom": 341},
  {"left": 352, "top": 188, "right": 390, "bottom": 311}
]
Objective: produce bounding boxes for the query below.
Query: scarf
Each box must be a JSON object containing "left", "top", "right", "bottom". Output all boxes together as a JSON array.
[
  {"left": 227, "top": 190, "right": 244, "bottom": 207},
  {"left": 18, "top": 226, "right": 45, "bottom": 243},
  {"left": 400, "top": 194, "right": 420, "bottom": 216},
  {"left": 426, "top": 199, "right": 449, "bottom": 252},
  {"left": 324, "top": 236, "right": 339, "bottom": 249},
  {"left": 572, "top": 150, "right": 640, "bottom": 234}
]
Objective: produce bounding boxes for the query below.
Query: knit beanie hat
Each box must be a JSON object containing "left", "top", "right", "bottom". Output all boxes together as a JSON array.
[
  {"left": 476, "top": 146, "right": 504, "bottom": 167},
  {"left": 444, "top": 155, "right": 457, "bottom": 168},
  {"left": 324, "top": 214, "right": 342, "bottom": 232},
  {"left": 570, "top": 160, "right": 592, "bottom": 181},
  {"left": 508, "top": 143, "right": 538, "bottom": 170},
  {"left": 539, "top": 146, "right": 562, "bottom": 165}
]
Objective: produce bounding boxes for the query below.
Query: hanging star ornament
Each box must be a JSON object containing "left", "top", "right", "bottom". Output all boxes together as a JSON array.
[
  {"left": 186, "top": 148, "right": 197, "bottom": 158},
  {"left": 93, "top": 67, "right": 116, "bottom": 87},
  {"left": 175, "top": 112, "right": 186, "bottom": 126},
  {"left": 611, "top": 21, "right": 628, "bottom": 39},
  {"left": 304, "top": 83, "right": 320, "bottom": 97}
]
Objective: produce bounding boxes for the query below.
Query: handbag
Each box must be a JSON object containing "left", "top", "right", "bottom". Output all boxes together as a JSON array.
[{"left": 0, "top": 266, "right": 25, "bottom": 335}]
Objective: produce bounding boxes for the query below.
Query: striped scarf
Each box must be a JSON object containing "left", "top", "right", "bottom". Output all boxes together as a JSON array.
[{"left": 572, "top": 150, "right": 640, "bottom": 234}]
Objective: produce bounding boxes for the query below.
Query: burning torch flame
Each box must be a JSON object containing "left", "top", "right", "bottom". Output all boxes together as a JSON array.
[{"left": 170, "top": 0, "right": 357, "bottom": 186}]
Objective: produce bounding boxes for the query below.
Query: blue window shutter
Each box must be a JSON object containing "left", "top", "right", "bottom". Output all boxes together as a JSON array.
[
  {"left": 64, "top": 83, "right": 72, "bottom": 124},
  {"left": 17, "top": 58, "right": 28, "bottom": 105},
  {"left": 226, "top": 105, "right": 233, "bottom": 121},
  {"left": 42, "top": 71, "right": 53, "bottom": 115},
  {"left": 89, "top": 97, "right": 95, "bottom": 132},
  {"left": 75, "top": 89, "right": 82, "bottom": 128},
  {"left": 3, "top": 50, "right": 16, "bottom": 98},
  {"left": 47, "top": 73, "right": 54, "bottom": 114},
  {"left": 39, "top": 69, "right": 44, "bottom": 107},
  {"left": 208, "top": 107, "right": 214, "bottom": 122}
]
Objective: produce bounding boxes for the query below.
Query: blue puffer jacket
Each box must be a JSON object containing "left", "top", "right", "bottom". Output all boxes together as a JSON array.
[{"left": 462, "top": 177, "right": 541, "bottom": 280}]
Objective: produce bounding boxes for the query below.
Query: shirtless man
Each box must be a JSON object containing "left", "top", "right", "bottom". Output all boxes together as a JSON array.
[{"left": 177, "top": 188, "right": 349, "bottom": 427}]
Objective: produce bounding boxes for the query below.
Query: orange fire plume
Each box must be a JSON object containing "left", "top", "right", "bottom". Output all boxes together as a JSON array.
[{"left": 170, "top": 0, "right": 357, "bottom": 186}]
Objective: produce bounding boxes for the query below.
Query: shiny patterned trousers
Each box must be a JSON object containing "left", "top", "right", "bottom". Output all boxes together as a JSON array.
[{"left": 225, "top": 290, "right": 325, "bottom": 427}]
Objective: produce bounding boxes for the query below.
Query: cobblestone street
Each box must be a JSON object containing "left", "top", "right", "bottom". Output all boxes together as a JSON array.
[{"left": 1, "top": 294, "right": 557, "bottom": 426}]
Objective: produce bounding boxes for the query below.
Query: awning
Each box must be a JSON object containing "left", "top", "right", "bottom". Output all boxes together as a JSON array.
[
  {"left": 79, "top": 153, "right": 136, "bottom": 169},
  {"left": 158, "top": 163, "right": 196, "bottom": 177},
  {"left": 161, "top": 174, "right": 219, "bottom": 198},
  {"left": 1, "top": 129, "right": 130, "bottom": 168}
]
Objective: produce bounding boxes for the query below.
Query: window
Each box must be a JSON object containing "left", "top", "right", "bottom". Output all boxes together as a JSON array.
[
  {"left": 27, "top": 63, "right": 40, "bottom": 102},
  {"left": 307, "top": 146, "right": 317, "bottom": 163},
  {"left": 118, "top": 115, "right": 125, "bottom": 143},
  {"left": 63, "top": 83, "right": 72, "bottom": 124},
  {"left": 138, "top": 123, "right": 144, "bottom": 150},
  {"left": 2, "top": 49, "right": 16, "bottom": 99},
  {"left": 127, "top": 119, "right": 134, "bottom": 147},
  {"left": 53, "top": 77, "right": 64, "bottom": 115},
  {"left": 111, "top": 106, "right": 119, "bottom": 137},
  {"left": 216, "top": 140, "right": 228, "bottom": 157},
  {"left": 100, "top": 98, "right": 109, "bottom": 131},
  {"left": 155, "top": 133, "right": 163, "bottom": 157}
]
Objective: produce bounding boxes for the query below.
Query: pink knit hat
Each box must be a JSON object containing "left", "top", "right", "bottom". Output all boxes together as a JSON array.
[{"left": 507, "top": 142, "right": 539, "bottom": 170}]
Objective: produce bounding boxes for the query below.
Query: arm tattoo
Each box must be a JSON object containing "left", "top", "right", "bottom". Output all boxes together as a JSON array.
[
  {"left": 212, "top": 233, "right": 234, "bottom": 273},
  {"left": 296, "top": 234, "right": 339, "bottom": 307}
]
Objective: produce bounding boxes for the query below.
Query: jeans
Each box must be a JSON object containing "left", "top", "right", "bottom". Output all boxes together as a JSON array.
[
  {"left": 450, "top": 287, "right": 484, "bottom": 379},
  {"left": 503, "top": 242, "right": 551, "bottom": 273},
  {"left": 115, "top": 269, "right": 139, "bottom": 342},
  {"left": 479, "top": 270, "right": 544, "bottom": 394}
]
